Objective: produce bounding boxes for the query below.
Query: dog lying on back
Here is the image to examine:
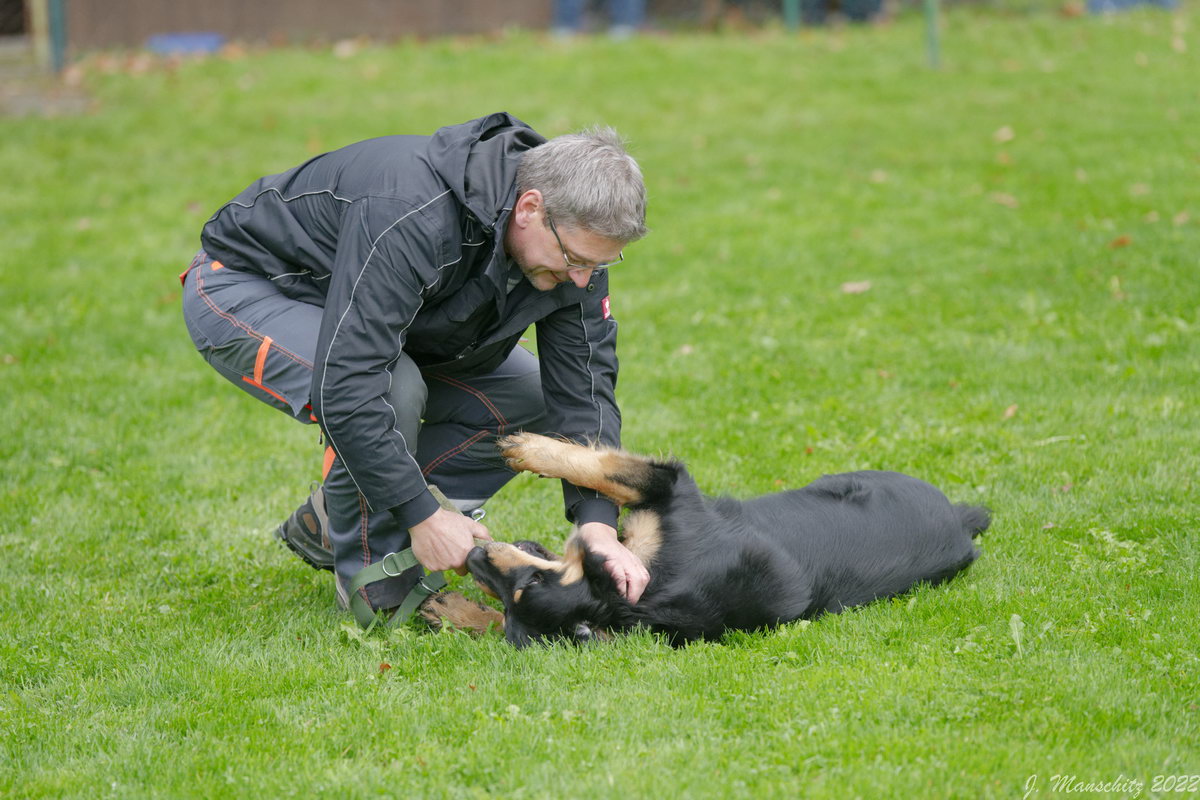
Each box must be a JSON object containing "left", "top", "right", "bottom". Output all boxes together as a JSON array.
[{"left": 424, "top": 433, "right": 989, "bottom": 648}]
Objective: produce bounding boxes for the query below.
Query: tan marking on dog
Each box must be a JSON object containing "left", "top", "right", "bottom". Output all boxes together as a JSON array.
[
  {"left": 499, "top": 433, "right": 652, "bottom": 507},
  {"left": 418, "top": 592, "right": 504, "bottom": 635},
  {"left": 478, "top": 541, "right": 584, "bottom": 587},
  {"left": 558, "top": 534, "right": 586, "bottom": 585},
  {"left": 621, "top": 509, "right": 662, "bottom": 567},
  {"left": 482, "top": 541, "right": 561, "bottom": 573},
  {"left": 513, "top": 588, "right": 524, "bottom": 604}
]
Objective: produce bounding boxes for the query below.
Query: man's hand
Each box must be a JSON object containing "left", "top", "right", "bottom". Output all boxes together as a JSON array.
[
  {"left": 409, "top": 507, "right": 492, "bottom": 575},
  {"left": 577, "top": 522, "right": 649, "bottom": 604}
]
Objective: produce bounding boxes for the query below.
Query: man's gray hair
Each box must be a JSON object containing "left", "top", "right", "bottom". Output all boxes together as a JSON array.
[{"left": 516, "top": 126, "right": 648, "bottom": 243}]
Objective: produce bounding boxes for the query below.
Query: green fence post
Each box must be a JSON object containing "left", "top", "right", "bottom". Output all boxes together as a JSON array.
[
  {"left": 48, "top": 0, "right": 67, "bottom": 72},
  {"left": 923, "top": 0, "right": 941, "bottom": 69},
  {"left": 783, "top": 0, "right": 800, "bottom": 30}
]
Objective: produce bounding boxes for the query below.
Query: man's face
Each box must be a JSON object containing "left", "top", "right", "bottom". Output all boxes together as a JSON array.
[{"left": 511, "top": 209, "right": 625, "bottom": 293}]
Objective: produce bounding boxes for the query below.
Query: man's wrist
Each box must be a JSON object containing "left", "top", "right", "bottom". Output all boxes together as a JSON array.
[
  {"left": 390, "top": 489, "right": 440, "bottom": 529},
  {"left": 570, "top": 497, "right": 619, "bottom": 529},
  {"left": 577, "top": 521, "right": 618, "bottom": 543}
]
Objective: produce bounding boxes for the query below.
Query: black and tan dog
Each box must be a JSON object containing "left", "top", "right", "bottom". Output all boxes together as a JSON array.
[{"left": 421, "top": 433, "right": 989, "bottom": 647}]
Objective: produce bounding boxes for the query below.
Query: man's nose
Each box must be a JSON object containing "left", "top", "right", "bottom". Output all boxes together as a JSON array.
[{"left": 568, "top": 268, "right": 593, "bottom": 288}]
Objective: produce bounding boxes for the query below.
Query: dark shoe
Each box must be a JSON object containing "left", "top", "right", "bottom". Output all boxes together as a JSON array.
[{"left": 275, "top": 483, "right": 333, "bottom": 571}]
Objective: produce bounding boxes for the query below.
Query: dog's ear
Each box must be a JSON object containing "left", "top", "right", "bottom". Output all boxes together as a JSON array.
[
  {"left": 576, "top": 544, "right": 621, "bottom": 599},
  {"left": 503, "top": 613, "right": 534, "bottom": 648}
]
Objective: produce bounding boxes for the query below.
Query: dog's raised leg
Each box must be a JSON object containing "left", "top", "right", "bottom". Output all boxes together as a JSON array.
[
  {"left": 418, "top": 592, "right": 504, "bottom": 635},
  {"left": 498, "top": 433, "right": 659, "bottom": 507}
]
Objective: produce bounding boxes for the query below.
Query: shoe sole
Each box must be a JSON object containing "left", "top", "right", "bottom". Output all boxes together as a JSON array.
[{"left": 274, "top": 518, "right": 335, "bottom": 572}]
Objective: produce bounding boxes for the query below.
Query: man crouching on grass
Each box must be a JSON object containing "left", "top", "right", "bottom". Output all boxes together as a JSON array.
[{"left": 180, "top": 112, "right": 649, "bottom": 623}]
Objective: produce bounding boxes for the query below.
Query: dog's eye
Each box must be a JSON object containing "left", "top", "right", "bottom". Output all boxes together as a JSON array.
[{"left": 528, "top": 571, "right": 544, "bottom": 586}]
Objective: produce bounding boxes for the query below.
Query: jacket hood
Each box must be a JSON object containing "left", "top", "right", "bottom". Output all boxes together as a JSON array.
[{"left": 427, "top": 112, "right": 546, "bottom": 231}]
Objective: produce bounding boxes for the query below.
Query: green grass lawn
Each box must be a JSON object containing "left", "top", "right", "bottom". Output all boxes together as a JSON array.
[{"left": 2, "top": 7, "right": 1198, "bottom": 797}]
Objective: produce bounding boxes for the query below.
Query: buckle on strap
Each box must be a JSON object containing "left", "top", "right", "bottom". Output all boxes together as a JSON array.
[
  {"left": 380, "top": 550, "right": 413, "bottom": 577},
  {"left": 347, "top": 547, "right": 446, "bottom": 630}
]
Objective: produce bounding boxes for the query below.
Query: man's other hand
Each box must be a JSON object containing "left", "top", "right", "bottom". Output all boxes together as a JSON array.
[{"left": 577, "top": 521, "right": 649, "bottom": 603}]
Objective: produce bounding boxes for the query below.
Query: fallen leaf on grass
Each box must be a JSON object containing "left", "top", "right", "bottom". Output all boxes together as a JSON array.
[
  {"left": 1009, "top": 614, "right": 1025, "bottom": 656},
  {"left": 62, "top": 65, "right": 86, "bottom": 86},
  {"left": 333, "top": 39, "right": 361, "bottom": 59},
  {"left": 989, "top": 192, "right": 1020, "bottom": 209},
  {"left": 379, "top": 662, "right": 391, "bottom": 673},
  {"left": 1174, "top": 211, "right": 1191, "bottom": 226},
  {"left": 1002, "top": 404, "right": 1018, "bottom": 420},
  {"left": 1108, "top": 235, "right": 1131, "bottom": 248},
  {"left": 993, "top": 125, "right": 1016, "bottom": 143},
  {"left": 840, "top": 280, "right": 872, "bottom": 294}
]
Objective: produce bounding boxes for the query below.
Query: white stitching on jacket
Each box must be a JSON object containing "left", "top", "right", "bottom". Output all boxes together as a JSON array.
[
  {"left": 318, "top": 189, "right": 452, "bottom": 508},
  {"left": 579, "top": 304, "right": 603, "bottom": 444},
  {"left": 205, "top": 187, "right": 354, "bottom": 224}
]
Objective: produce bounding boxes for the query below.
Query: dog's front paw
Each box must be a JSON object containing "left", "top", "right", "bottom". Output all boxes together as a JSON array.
[
  {"left": 498, "top": 432, "right": 562, "bottom": 476},
  {"left": 418, "top": 591, "right": 504, "bottom": 635}
]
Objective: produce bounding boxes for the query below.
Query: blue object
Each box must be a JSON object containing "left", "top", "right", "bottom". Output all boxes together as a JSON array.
[
  {"left": 553, "top": 0, "right": 646, "bottom": 34},
  {"left": 145, "top": 32, "right": 227, "bottom": 55},
  {"left": 1087, "top": 0, "right": 1176, "bottom": 11}
]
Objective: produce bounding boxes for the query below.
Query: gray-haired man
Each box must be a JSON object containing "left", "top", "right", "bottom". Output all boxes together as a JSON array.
[{"left": 181, "top": 112, "right": 649, "bottom": 620}]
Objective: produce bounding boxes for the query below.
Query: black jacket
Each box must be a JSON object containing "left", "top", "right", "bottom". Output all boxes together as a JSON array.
[{"left": 201, "top": 113, "right": 620, "bottom": 528}]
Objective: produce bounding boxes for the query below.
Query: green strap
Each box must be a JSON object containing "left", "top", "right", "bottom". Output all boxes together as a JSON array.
[
  {"left": 345, "top": 485, "right": 461, "bottom": 629},
  {"left": 347, "top": 549, "right": 447, "bottom": 629}
]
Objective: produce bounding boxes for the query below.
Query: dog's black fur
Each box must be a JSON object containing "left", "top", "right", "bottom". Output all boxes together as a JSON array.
[{"left": 467, "top": 434, "right": 989, "bottom": 648}]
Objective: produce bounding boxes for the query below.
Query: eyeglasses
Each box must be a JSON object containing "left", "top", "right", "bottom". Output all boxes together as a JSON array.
[{"left": 546, "top": 211, "right": 624, "bottom": 273}]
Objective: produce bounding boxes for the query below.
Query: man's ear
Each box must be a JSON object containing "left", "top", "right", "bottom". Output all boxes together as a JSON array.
[{"left": 511, "top": 189, "right": 543, "bottom": 229}]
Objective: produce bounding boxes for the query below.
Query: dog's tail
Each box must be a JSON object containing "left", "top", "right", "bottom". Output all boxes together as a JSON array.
[{"left": 954, "top": 504, "right": 992, "bottom": 539}]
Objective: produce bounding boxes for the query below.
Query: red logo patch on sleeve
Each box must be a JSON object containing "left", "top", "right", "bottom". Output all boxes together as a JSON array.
[{"left": 601, "top": 296, "right": 611, "bottom": 319}]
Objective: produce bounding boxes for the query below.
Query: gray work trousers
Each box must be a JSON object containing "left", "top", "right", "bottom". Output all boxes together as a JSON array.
[{"left": 180, "top": 251, "right": 548, "bottom": 611}]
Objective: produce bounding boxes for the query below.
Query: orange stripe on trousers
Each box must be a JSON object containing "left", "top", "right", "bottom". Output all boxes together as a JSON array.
[{"left": 253, "top": 336, "right": 272, "bottom": 384}]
